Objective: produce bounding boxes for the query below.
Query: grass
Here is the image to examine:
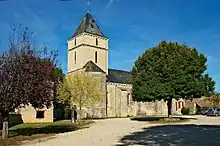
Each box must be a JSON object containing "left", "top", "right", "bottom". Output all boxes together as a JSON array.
[{"left": 0, "top": 120, "right": 94, "bottom": 146}]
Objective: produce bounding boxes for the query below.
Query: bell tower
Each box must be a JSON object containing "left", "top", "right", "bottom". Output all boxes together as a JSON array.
[{"left": 67, "top": 13, "right": 109, "bottom": 74}]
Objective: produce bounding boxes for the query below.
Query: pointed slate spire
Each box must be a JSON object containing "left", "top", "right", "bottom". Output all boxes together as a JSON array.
[{"left": 71, "top": 13, "right": 106, "bottom": 39}]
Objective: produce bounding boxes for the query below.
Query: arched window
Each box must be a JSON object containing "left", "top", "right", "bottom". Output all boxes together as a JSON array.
[
  {"left": 75, "top": 39, "right": 77, "bottom": 46},
  {"left": 95, "top": 51, "right": 97, "bottom": 63},
  {"left": 96, "top": 38, "right": 98, "bottom": 46},
  {"left": 74, "top": 51, "right": 76, "bottom": 64}
]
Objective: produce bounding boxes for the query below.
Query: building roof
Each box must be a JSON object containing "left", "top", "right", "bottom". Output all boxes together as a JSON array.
[
  {"left": 185, "top": 97, "right": 213, "bottom": 108},
  {"left": 83, "top": 61, "right": 105, "bottom": 73},
  {"left": 70, "top": 13, "right": 105, "bottom": 39},
  {"left": 107, "top": 69, "right": 132, "bottom": 84}
]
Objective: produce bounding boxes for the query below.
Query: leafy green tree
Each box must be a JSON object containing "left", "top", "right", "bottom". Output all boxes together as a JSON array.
[
  {"left": 57, "top": 72, "right": 104, "bottom": 121},
  {"left": 131, "top": 41, "right": 215, "bottom": 117},
  {"left": 0, "top": 25, "right": 57, "bottom": 139},
  {"left": 52, "top": 67, "right": 65, "bottom": 83}
]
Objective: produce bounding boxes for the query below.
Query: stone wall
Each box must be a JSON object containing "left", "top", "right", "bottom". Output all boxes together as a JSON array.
[
  {"left": 106, "top": 82, "right": 183, "bottom": 118},
  {"left": 133, "top": 100, "right": 168, "bottom": 116},
  {"left": 107, "top": 82, "right": 133, "bottom": 117},
  {"left": 75, "top": 71, "right": 107, "bottom": 119}
]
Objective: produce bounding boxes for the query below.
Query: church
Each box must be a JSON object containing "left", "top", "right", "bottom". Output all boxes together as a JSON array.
[
  {"left": 5, "top": 12, "right": 184, "bottom": 124},
  {"left": 67, "top": 12, "right": 185, "bottom": 118}
]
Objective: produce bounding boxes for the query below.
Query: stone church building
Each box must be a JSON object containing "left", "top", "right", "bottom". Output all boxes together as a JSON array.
[
  {"left": 67, "top": 12, "right": 184, "bottom": 119},
  {"left": 1, "top": 13, "right": 184, "bottom": 125}
]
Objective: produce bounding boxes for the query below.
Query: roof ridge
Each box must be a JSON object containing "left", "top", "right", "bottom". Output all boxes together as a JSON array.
[{"left": 108, "top": 68, "right": 130, "bottom": 73}]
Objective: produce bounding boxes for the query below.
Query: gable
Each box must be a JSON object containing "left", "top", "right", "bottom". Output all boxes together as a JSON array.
[{"left": 83, "top": 61, "right": 105, "bottom": 73}]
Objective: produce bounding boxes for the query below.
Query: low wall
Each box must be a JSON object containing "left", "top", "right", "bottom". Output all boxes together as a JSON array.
[
  {"left": 131, "top": 100, "right": 168, "bottom": 116},
  {"left": 0, "top": 113, "right": 23, "bottom": 130}
]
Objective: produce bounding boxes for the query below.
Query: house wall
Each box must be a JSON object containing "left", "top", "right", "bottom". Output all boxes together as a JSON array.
[{"left": 20, "top": 105, "right": 53, "bottom": 123}]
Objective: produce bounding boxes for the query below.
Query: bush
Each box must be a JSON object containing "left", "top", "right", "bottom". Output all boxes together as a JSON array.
[
  {"left": 181, "top": 107, "right": 190, "bottom": 115},
  {"left": 195, "top": 108, "right": 200, "bottom": 115},
  {"left": 64, "top": 106, "right": 72, "bottom": 119}
]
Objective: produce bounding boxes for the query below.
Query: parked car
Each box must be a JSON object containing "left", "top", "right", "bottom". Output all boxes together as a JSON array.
[
  {"left": 206, "top": 108, "right": 220, "bottom": 116},
  {"left": 200, "top": 108, "right": 212, "bottom": 115}
]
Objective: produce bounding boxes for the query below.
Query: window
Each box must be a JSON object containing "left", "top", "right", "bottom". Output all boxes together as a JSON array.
[
  {"left": 74, "top": 51, "right": 76, "bottom": 64},
  {"left": 96, "top": 38, "right": 98, "bottom": 46},
  {"left": 95, "top": 51, "right": 97, "bottom": 63},
  {"left": 75, "top": 39, "right": 77, "bottom": 46},
  {"left": 36, "top": 111, "right": 45, "bottom": 119},
  {"left": 127, "top": 93, "right": 130, "bottom": 106}
]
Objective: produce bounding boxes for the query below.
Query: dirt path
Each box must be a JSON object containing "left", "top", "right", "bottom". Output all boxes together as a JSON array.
[{"left": 22, "top": 116, "right": 220, "bottom": 146}]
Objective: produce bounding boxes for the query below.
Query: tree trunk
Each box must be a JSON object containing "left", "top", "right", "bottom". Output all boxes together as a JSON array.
[
  {"left": 167, "top": 98, "right": 172, "bottom": 118},
  {"left": 71, "top": 110, "right": 75, "bottom": 123},
  {"left": 79, "top": 105, "right": 82, "bottom": 120},
  {"left": 2, "top": 112, "right": 9, "bottom": 139}
]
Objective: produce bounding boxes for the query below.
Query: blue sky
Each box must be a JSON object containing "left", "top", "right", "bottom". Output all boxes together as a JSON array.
[{"left": 0, "top": 0, "right": 220, "bottom": 91}]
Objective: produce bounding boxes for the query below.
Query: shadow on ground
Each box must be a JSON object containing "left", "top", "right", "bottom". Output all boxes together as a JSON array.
[
  {"left": 0, "top": 120, "right": 94, "bottom": 146},
  {"left": 130, "top": 116, "right": 197, "bottom": 122},
  {"left": 10, "top": 125, "right": 76, "bottom": 137},
  {"left": 117, "top": 124, "right": 220, "bottom": 146},
  {"left": 9, "top": 121, "right": 93, "bottom": 137}
]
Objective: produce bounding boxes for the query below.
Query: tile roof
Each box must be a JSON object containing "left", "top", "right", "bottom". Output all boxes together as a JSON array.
[
  {"left": 185, "top": 97, "right": 213, "bottom": 108},
  {"left": 107, "top": 69, "right": 132, "bottom": 84}
]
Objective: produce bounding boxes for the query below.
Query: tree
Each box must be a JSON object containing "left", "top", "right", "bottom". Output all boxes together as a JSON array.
[
  {"left": 52, "top": 67, "right": 65, "bottom": 83},
  {"left": 131, "top": 41, "right": 215, "bottom": 117},
  {"left": 0, "top": 25, "right": 57, "bottom": 139},
  {"left": 57, "top": 72, "right": 104, "bottom": 121}
]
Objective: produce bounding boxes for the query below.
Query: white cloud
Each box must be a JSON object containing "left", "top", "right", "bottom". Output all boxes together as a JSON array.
[{"left": 105, "top": 0, "right": 115, "bottom": 9}]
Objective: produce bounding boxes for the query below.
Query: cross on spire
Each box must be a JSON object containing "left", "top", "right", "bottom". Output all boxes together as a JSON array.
[{"left": 87, "top": 0, "right": 90, "bottom": 13}]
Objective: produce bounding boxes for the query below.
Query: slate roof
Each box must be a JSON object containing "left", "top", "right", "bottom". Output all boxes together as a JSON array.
[
  {"left": 107, "top": 69, "right": 132, "bottom": 84},
  {"left": 83, "top": 61, "right": 105, "bottom": 73},
  {"left": 70, "top": 13, "right": 105, "bottom": 39}
]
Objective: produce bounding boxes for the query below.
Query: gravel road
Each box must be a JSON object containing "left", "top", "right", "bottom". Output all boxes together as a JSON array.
[{"left": 22, "top": 115, "right": 220, "bottom": 146}]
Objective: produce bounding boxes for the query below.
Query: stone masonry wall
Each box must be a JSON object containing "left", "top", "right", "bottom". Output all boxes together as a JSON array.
[{"left": 106, "top": 82, "right": 183, "bottom": 118}]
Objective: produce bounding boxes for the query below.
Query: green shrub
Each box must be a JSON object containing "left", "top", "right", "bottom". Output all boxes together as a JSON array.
[{"left": 181, "top": 107, "right": 190, "bottom": 115}]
